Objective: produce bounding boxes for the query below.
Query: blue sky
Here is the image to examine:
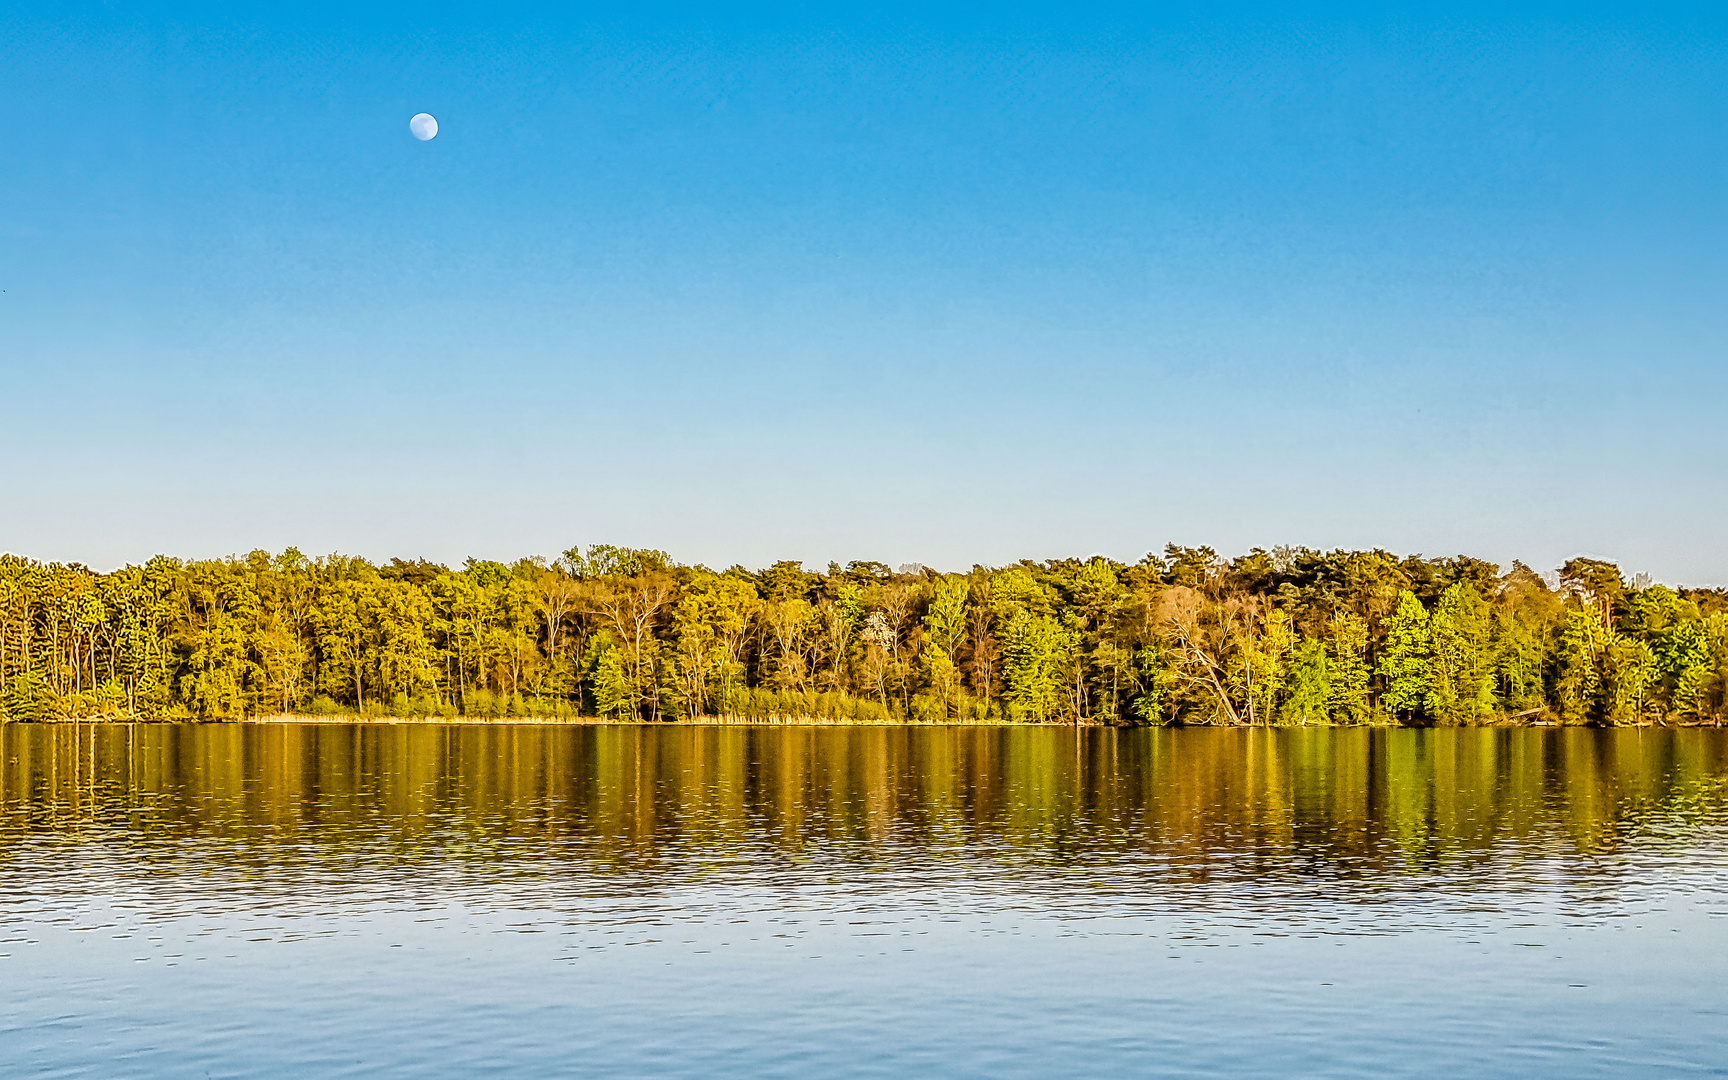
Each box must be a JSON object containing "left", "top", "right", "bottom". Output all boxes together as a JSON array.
[{"left": 3, "top": 3, "right": 1725, "bottom": 581}]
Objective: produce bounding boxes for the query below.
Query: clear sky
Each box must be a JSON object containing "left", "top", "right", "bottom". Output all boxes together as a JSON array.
[{"left": 3, "top": 3, "right": 1725, "bottom": 582}]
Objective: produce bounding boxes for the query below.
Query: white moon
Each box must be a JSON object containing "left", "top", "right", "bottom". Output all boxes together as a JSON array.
[{"left": 409, "top": 113, "right": 438, "bottom": 141}]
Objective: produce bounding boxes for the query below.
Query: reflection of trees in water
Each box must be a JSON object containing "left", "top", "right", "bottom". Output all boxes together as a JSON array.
[{"left": 1, "top": 725, "right": 1724, "bottom": 885}]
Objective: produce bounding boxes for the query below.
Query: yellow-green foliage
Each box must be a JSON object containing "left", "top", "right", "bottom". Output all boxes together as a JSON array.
[{"left": 0, "top": 545, "right": 1723, "bottom": 726}]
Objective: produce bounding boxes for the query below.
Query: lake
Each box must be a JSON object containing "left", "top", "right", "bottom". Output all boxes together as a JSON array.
[{"left": 3, "top": 723, "right": 1726, "bottom": 1078}]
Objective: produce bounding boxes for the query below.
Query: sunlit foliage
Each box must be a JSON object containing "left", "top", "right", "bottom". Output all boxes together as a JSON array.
[{"left": 0, "top": 546, "right": 1724, "bottom": 725}]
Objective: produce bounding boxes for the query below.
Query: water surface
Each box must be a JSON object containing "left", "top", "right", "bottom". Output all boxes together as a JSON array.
[{"left": 3, "top": 724, "right": 1726, "bottom": 1077}]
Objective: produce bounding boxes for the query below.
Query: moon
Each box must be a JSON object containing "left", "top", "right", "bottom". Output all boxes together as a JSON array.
[{"left": 409, "top": 113, "right": 438, "bottom": 141}]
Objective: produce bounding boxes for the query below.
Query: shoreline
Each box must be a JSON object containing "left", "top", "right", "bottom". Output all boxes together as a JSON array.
[{"left": 10, "top": 713, "right": 1725, "bottom": 729}]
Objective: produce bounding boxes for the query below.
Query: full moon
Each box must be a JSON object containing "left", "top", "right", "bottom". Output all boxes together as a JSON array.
[{"left": 409, "top": 113, "right": 438, "bottom": 141}]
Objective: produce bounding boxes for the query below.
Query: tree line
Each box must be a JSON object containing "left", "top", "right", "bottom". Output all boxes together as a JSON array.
[{"left": 1, "top": 544, "right": 1724, "bottom": 725}]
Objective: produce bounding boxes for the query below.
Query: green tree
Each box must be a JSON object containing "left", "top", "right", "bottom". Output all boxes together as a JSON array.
[
  {"left": 999, "top": 608, "right": 1081, "bottom": 722},
  {"left": 1129, "top": 643, "right": 1174, "bottom": 723},
  {"left": 177, "top": 560, "right": 263, "bottom": 718},
  {"left": 1427, "top": 583, "right": 1496, "bottom": 724},
  {"left": 1326, "top": 613, "right": 1371, "bottom": 724},
  {"left": 1379, "top": 590, "right": 1432, "bottom": 722},
  {"left": 672, "top": 568, "right": 760, "bottom": 717},
  {"left": 915, "top": 575, "right": 969, "bottom": 720},
  {"left": 1652, "top": 618, "right": 1714, "bottom": 720},
  {"left": 1280, "top": 635, "right": 1331, "bottom": 725},
  {"left": 991, "top": 567, "right": 1079, "bottom": 722},
  {"left": 310, "top": 559, "right": 376, "bottom": 712},
  {"left": 1229, "top": 607, "right": 1293, "bottom": 725},
  {"left": 1549, "top": 612, "right": 1650, "bottom": 729},
  {"left": 581, "top": 631, "right": 633, "bottom": 717},
  {"left": 818, "top": 582, "right": 865, "bottom": 695},
  {"left": 1, "top": 669, "right": 48, "bottom": 722},
  {"left": 576, "top": 550, "right": 678, "bottom": 720}
]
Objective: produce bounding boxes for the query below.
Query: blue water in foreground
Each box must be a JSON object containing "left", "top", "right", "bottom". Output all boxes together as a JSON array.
[{"left": 2, "top": 724, "right": 1726, "bottom": 1078}]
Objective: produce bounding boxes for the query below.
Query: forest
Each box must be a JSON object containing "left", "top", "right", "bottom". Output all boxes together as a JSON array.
[{"left": 1, "top": 544, "right": 1724, "bottom": 726}]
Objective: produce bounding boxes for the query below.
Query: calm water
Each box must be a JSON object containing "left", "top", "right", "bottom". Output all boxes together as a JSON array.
[{"left": 2, "top": 724, "right": 1726, "bottom": 1078}]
